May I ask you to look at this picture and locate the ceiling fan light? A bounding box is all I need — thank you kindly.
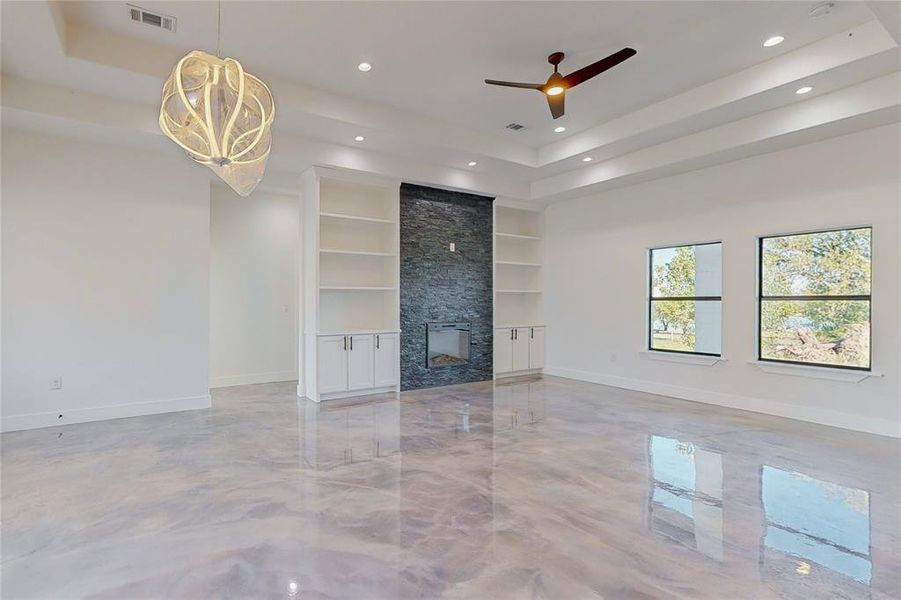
[546,86,564,96]
[160,50,275,197]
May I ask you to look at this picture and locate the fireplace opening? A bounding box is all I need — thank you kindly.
[426,322,471,368]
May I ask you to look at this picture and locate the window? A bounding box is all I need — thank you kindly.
[648,242,722,356]
[758,227,871,370]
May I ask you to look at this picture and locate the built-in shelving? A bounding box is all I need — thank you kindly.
[303,167,401,401]
[320,285,397,291]
[494,205,545,350]
[320,249,396,257]
[320,212,395,225]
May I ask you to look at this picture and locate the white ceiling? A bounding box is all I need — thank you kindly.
[1,1,899,203]
[58,1,874,147]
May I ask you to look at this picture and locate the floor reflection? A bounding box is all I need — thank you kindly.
[302,396,401,470]
[647,435,724,561]
[2,378,898,598]
[760,465,872,595]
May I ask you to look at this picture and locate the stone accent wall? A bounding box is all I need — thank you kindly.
[399,184,494,390]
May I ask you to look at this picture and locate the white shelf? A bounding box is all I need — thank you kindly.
[496,260,542,267]
[496,323,545,329]
[320,286,396,291]
[495,206,544,329]
[320,212,395,225]
[320,248,396,257]
[496,232,542,241]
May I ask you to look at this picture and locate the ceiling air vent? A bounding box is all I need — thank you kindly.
[505,122,526,131]
[128,4,176,32]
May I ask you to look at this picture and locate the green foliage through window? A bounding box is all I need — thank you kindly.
[759,228,871,369]
[649,243,722,355]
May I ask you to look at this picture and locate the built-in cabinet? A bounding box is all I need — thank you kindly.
[373,332,399,387]
[494,326,545,374]
[302,167,401,401]
[494,205,545,377]
[317,333,398,395]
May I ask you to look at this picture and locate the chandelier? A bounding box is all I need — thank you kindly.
[159,5,274,196]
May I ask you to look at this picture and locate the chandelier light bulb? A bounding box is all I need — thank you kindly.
[160,50,275,196]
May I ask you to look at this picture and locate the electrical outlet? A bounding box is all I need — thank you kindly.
[449,242,456,252]
[51,376,63,390]
[610,353,617,363]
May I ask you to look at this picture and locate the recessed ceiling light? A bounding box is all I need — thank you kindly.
[763,35,785,47]
[582,157,593,162]
[554,126,566,133]
[357,62,372,72]
[795,86,813,94]
[467,161,477,167]
[546,86,564,96]
[354,135,365,142]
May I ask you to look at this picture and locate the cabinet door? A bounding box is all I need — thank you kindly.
[373,333,399,388]
[347,335,375,391]
[318,335,348,394]
[512,328,530,371]
[529,327,546,369]
[494,328,513,374]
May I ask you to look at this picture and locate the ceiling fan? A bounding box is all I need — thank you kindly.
[485,48,636,119]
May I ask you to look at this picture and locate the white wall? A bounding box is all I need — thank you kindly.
[1,128,212,431]
[210,186,299,387]
[544,124,900,438]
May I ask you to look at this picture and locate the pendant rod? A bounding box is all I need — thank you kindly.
[216,0,222,58]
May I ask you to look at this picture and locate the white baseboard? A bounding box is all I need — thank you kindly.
[1,394,212,433]
[495,368,542,379]
[543,366,900,439]
[317,386,397,402]
[210,370,297,388]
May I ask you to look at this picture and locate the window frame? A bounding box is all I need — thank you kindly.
[647,240,723,358]
[756,226,872,372]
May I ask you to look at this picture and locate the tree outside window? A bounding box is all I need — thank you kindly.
[759,228,871,370]
[649,242,722,356]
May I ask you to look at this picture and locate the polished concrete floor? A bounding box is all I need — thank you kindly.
[2,376,899,599]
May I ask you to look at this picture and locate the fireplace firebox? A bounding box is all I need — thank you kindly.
[426,322,471,368]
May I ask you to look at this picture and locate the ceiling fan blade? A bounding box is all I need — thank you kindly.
[561,47,637,89]
[485,79,544,90]
[546,91,565,119]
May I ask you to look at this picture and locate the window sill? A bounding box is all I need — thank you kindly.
[640,350,725,366]
[748,360,882,383]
